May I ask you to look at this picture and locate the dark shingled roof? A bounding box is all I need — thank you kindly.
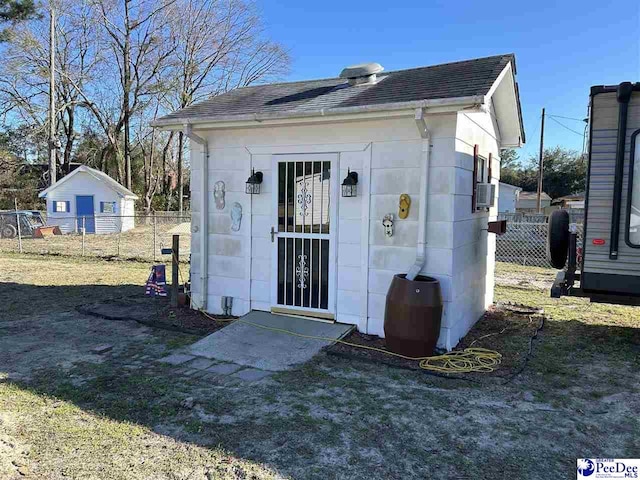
[156,54,515,124]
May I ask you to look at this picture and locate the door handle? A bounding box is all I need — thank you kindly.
[270,226,278,243]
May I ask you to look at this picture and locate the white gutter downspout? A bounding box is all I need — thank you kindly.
[183,124,209,310]
[407,108,431,281]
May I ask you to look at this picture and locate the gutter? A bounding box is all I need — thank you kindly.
[150,95,484,129]
[183,124,209,310]
[406,108,431,281]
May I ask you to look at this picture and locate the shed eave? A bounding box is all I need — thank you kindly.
[150,95,486,130]
[484,61,525,148]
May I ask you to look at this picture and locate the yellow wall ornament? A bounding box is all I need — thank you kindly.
[398,194,411,219]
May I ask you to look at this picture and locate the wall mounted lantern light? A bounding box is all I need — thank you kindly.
[245,168,263,195]
[341,169,358,197]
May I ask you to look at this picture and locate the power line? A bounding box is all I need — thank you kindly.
[547,116,586,137]
[519,114,542,160]
[547,113,587,122]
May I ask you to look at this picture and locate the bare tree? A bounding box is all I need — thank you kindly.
[71,0,175,188]
[0,0,289,211]
[0,0,98,172]
[166,0,289,211]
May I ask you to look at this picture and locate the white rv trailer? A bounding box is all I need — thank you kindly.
[550,81,640,305]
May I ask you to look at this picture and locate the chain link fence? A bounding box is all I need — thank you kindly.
[0,211,191,263]
[496,212,583,268]
[2,208,584,270]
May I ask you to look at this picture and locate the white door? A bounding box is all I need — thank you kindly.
[270,153,338,318]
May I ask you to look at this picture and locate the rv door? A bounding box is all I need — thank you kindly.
[626,129,640,247]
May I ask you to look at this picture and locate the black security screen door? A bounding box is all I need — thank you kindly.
[276,158,332,311]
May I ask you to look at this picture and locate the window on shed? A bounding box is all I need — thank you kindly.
[100,201,116,214]
[471,146,493,212]
[477,154,487,183]
[472,145,489,212]
[53,201,69,213]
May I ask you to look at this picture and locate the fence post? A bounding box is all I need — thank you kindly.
[82,216,86,256]
[521,224,527,266]
[117,217,122,257]
[153,212,157,262]
[171,234,179,307]
[14,198,23,254]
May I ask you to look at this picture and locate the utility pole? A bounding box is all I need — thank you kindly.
[123,0,132,191]
[48,2,57,186]
[536,107,545,213]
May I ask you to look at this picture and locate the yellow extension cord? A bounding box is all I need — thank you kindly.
[196,307,502,374]
[173,258,502,374]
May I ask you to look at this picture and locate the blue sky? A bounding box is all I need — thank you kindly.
[262,0,639,163]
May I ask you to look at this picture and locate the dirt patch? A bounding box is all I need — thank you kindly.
[77,296,234,335]
[0,419,29,480]
[495,261,556,289]
[326,306,545,381]
[3,256,640,479]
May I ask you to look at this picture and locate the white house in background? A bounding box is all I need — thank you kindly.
[553,192,585,210]
[498,182,522,213]
[152,53,525,350]
[38,165,138,234]
[516,191,552,212]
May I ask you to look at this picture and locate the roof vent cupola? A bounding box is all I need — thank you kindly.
[339,62,384,86]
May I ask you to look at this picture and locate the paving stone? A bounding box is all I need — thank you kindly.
[188,311,353,371]
[158,353,196,365]
[191,370,210,380]
[91,344,113,354]
[187,357,217,370]
[231,368,273,382]
[182,369,199,376]
[206,363,242,376]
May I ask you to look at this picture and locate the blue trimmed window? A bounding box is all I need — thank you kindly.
[100,201,116,214]
[53,201,70,213]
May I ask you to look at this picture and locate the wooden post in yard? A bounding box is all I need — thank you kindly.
[81,216,85,256]
[171,234,179,307]
[117,219,121,257]
[153,212,157,261]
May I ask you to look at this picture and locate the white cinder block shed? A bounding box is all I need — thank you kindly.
[39,165,138,234]
[153,54,525,350]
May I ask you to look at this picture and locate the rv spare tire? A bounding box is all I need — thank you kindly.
[547,210,570,269]
[1,223,17,239]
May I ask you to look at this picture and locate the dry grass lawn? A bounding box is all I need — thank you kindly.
[1,255,639,479]
[0,222,190,262]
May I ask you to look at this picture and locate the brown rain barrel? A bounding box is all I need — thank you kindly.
[384,274,443,357]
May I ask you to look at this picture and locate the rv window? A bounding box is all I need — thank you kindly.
[628,132,640,246]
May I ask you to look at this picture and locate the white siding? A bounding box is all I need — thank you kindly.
[121,198,136,232]
[189,110,499,350]
[437,109,501,350]
[44,171,131,234]
[498,183,520,213]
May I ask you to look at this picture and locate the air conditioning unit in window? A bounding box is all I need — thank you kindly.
[476,183,496,209]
